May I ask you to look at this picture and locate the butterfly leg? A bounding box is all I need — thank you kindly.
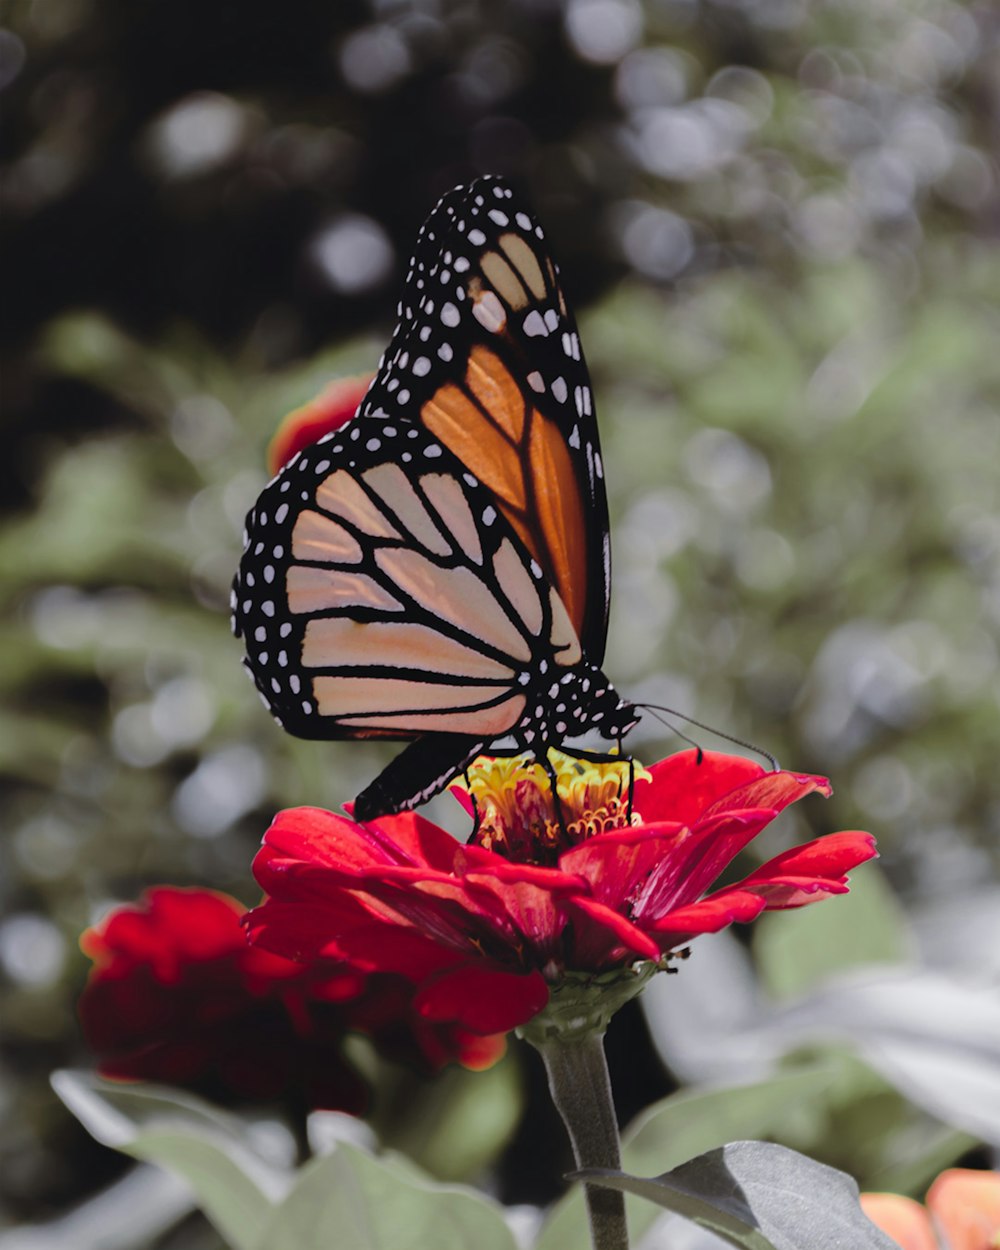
[464,765,481,835]
[539,748,569,840]
[354,732,486,822]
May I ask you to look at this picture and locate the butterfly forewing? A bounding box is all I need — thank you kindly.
[358,176,611,662]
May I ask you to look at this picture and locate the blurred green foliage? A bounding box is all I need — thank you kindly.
[2,0,998,1239]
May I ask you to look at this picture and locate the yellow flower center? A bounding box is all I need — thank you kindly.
[460,750,650,864]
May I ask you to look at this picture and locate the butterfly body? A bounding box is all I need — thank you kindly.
[233,176,637,817]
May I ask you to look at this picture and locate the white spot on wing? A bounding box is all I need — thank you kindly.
[523,310,548,337]
[472,290,506,333]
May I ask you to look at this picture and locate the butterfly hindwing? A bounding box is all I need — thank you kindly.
[358,176,611,662]
[234,413,584,745]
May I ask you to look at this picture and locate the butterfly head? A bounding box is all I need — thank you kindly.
[513,660,638,756]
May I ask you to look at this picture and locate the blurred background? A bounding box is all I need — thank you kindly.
[2,0,999,1245]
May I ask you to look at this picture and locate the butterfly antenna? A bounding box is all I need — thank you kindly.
[636,702,779,772]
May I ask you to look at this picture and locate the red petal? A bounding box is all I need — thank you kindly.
[634,750,831,827]
[631,808,781,918]
[267,375,372,475]
[562,896,662,965]
[247,900,462,979]
[462,874,569,957]
[741,831,878,887]
[416,965,550,1033]
[263,806,464,873]
[649,889,768,942]
[703,770,832,821]
[559,824,688,907]
[634,750,767,824]
[742,876,850,908]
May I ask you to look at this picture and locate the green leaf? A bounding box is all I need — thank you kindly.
[536,1067,836,1250]
[52,1070,290,1250]
[375,1049,523,1181]
[254,1141,518,1250]
[754,866,912,999]
[577,1141,898,1250]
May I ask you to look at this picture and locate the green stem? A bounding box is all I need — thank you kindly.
[530,1030,629,1250]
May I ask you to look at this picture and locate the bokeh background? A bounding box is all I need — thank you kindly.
[2,0,998,1245]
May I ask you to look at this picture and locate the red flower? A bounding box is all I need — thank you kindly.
[266,374,373,476]
[247,750,877,1037]
[79,887,503,1111]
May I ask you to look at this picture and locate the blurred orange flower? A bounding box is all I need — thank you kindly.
[862,1169,1000,1250]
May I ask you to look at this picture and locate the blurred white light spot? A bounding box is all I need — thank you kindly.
[151,676,216,746]
[751,0,807,31]
[852,755,915,822]
[806,333,888,423]
[0,915,66,986]
[794,193,861,260]
[801,620,932,758]
[145,92,248,178]
[14,815,80,881]
[620,488,699,565]
[170,395,237,462]
[459,37,524,107]
[936,145,994,210]
[311,215,394,294]
[851,148,916,220]
[609,569,678,679]
[339,24,411,94]
[629,98,749,180]
[565,0,643,65]
[895,17,969,87]
[706,66,774,127]
[0,29,27,90]
[889,103,956,184]
[31,586,102,649]
[734,528,795,591]
[614,46,690,108]
[682,428,772,513]
[616,201,693,280]
[631,106,714,180]
[172,744,267,837]
[112,704,169,768]
[224,469,268,532]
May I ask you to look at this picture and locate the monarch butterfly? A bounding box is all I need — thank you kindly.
[233,176,638,819]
